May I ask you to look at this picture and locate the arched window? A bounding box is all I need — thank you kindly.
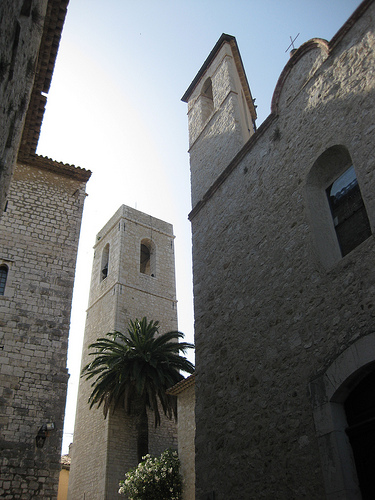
[202,77,213,100]
[140,239,155,277]
[306,145,371,267]
[0,265,8,295]
[201,77,214,123]
[100,244,110,281]
[326,165,371,257]
[140,244,150,274]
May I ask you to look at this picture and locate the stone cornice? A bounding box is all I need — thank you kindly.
[329,0,374,50]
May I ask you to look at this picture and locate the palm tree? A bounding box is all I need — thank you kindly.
[81,317,194,462]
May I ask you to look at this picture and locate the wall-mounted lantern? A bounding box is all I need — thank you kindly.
[35,422,55,448]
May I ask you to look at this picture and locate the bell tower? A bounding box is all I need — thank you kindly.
[68,205,178,500]
[182,33,257,208]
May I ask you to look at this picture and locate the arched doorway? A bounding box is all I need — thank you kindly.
[345,369,375,499]
[310,333,375,499]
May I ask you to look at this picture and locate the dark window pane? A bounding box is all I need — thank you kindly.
[0,266,8,295]
[101,244,110,281]
[326,166,371,256]
[140,244,150,274]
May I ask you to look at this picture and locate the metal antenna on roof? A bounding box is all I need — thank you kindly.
[285,33,300,53]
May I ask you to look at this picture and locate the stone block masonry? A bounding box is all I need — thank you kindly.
[0,156,90,499]
[69,205,178,500]
[0,0,70,214]
[0,1,91,497]
[184,2,375,498]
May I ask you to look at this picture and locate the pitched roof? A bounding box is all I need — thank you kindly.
[60,454,71,470]
[17,0,92,181]
[167,373,195,396]
[17,150,91,182]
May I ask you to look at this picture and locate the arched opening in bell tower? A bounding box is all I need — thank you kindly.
[100,243,110,281]
[201,77,214,123]
[140,238,156,277]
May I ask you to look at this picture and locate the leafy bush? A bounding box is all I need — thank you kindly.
[119,449,182,500]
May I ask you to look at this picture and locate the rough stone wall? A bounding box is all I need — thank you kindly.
[177,382,195,500]
[187,43,255,207]
[0,0,47,213]
[0,160,88,499]
[69,206,178,500]
[187,3,375,499]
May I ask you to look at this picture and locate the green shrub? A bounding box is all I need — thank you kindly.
[119,449,182,500]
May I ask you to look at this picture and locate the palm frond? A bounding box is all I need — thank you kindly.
[81,317,194,427]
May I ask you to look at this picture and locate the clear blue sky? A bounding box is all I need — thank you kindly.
[36,0,361,454]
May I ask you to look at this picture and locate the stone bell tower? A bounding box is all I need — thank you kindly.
[68,205,178,500]
[181,33,257,208]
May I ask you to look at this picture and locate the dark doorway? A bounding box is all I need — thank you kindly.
[345,369,375,499]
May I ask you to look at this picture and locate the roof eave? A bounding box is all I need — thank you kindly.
[181,34,235,103]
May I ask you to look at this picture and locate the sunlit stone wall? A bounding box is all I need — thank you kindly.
[186,4,375,499]
[69,205,178,500]
[0,158,89,498]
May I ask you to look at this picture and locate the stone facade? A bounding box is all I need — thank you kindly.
[183,1,375,499]
[182,35,257,208]
[168,375,195,500]
[0,1,92,498]
[0,154,90,499]
[68,205,179,500]
[0,0,69,214]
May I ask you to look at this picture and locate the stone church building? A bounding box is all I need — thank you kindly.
[0,1,91,498]
[183,0,375,498]
[68,206,178,499]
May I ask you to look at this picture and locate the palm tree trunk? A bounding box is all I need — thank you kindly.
[136,406,149,463]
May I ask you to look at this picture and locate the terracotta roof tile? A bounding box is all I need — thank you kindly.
[167,373,195,396]
[60,454,71,470]
[17,150,91,182]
